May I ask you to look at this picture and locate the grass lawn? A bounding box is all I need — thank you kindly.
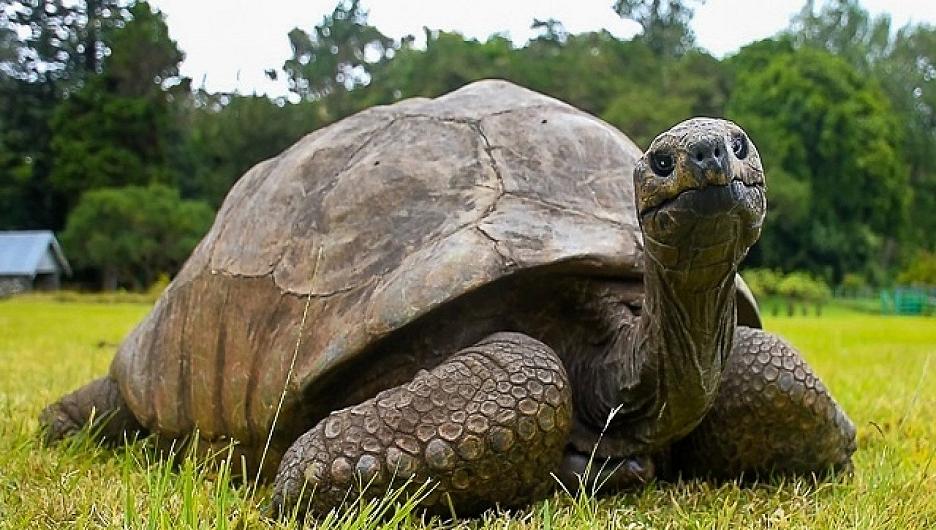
[0,296,933,529]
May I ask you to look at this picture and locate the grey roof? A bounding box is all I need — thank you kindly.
[0,231,72,277]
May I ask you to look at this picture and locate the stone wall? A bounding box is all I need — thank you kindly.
[0,276,31,298]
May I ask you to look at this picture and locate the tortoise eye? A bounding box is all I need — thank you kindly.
[731,134,748,160]
[650,152,675,177]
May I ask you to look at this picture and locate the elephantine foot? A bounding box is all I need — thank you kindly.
[556,451,654,493]
[272,332,573,517]
[670,327,856,478]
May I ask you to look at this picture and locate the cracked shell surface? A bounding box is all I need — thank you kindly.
[108,80,643,457]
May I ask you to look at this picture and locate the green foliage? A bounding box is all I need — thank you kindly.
[603,48,730,148]
[789,0,892,67]
[515,32,650,117]
[1,0,933,289]
[840,272,869,293]
[742,268,831,302]
[0,79,63,228]
[897,250,936,286]
[777,271,832,303]
[147,273,172,299]
[49,79,172,204]
[0,0,128,88]
[360,30,515,106]
[613,0,701,57]
[788,0,936,254]
[744,268,832,316]
[60,184,213,290]
[879,26,936,250]
[102,1,185,98]
[741,268,784,299]
[729,45,910,282]
[283,0,393,118]
[48,2,183,211]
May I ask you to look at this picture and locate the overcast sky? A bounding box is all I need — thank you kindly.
[147,0,936,98]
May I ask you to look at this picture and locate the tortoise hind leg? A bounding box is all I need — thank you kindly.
[669,327,856,478]
[272,332,573,517]
[39,376,145,445]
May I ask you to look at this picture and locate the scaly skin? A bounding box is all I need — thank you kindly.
[39,376,144,444]
[271,332,573,516]
[669,326,857,478]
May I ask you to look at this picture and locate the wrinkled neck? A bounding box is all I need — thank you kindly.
[568,253,740,458]
[636,247,739,441]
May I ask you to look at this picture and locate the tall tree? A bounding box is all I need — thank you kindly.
[729,45,910,282]
[61,184,214,289]
[362,30,515,104]
[882,26,936,250]
[282,0,392,118]
[790,0,892,68]
[48,1,185,212]
[0,78,61,228]
[788,0,936,254]
[1,0,126,91]
[613,0,702,58]
[602,46,729,147]
[0,0,131,229]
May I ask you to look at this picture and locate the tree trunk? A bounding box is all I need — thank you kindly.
[101,266,119,291]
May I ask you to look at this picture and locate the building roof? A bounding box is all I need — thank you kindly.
[0,231,72,277]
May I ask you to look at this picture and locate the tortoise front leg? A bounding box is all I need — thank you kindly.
[272,332,573,517]
[670,327,856,478]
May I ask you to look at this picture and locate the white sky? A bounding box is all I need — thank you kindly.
[147,0,936,98]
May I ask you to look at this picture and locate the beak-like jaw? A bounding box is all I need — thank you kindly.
[634,118,767,269]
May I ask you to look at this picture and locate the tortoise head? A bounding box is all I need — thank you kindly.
[633,118,766,271]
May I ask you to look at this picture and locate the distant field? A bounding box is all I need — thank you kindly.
[0,297,933,529]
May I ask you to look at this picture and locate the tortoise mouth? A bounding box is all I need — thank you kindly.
[638,178,763,218]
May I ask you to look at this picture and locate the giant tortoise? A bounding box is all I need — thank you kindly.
[42,80,856,516]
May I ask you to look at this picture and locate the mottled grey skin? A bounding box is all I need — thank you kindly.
[40,81,855,518]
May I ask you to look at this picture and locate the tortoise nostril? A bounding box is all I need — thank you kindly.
[691,139,723,165]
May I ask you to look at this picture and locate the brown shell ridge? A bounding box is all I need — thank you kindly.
[496,191,636,230]
[212,112,510,299]
[197,88,602,300]
[192,115,402,299]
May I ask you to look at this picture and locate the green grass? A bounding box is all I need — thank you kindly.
[0,296,933,528]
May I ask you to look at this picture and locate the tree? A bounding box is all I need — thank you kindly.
[0,0,130,229]
[0,75,62,228]
[282,0,392,118]
[0,0,128,91]
[728,45,910,282]
[788,0,936,253]
[516,31,651,116]
[602,48,730,148]
[48,1,185,212]
[789,0,892,68]
[876,25,936,251]
[530,18,568,45]
[613,0,702,58]
[60,184,214,290]
[357,30,515,109]
[897,250,936,286]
